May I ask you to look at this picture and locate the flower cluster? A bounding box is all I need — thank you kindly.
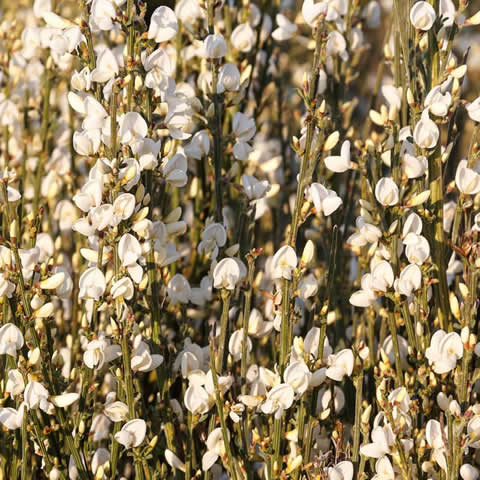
[0,0,480,479]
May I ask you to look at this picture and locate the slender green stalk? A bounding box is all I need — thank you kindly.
[121,331,144,480]
[428,150,451,332]
[32,64,51,215]
[207,0,224,222]
[352,373,364,472]
[288,24,324,247]
[185,412,193,480]
[215,289,231,374]
[126,0,135,110]
[387,311,404,386]
[209,357,239,480]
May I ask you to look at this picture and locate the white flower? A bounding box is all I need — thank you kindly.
[347,217,382,246]
[303,327,332,362]
[326,31,348,60]
[309,183,343,216]
[260,383,295,419]
[231,23,255,52]
[6,369,25,396]
[381,84,402,112]
[362,1,381,28]
[360,425,395,458]
[40,272,66,290]
[403,233,430,265]
[402,151,428,179]
[349,273,376,307]
[439,0,456,27]
[298,273,318,300]
[326,349,354,381]
[0,99,19,126]
[119,112,148,147]
[217,63,241,93]
[0,323,24,356]
[327,461,353,480]
[111,277,134,300]
[118,233,143,283]
[461,465,479,480]
[325,140,352,173]
[91,448,110,475]
[204,34,227,59]
[302,0,328,27]
[0,276,14,299]
[50,392,80,408]
[233,141,253,160]
[272,14,297,42]
[425,85,452,117]
[91,47,119,83]
[83,335,121,370]
[184,130,210,159]
[316,386,345,415]
[350,261,394,307]
[202,428,229,471]
[466,97,480,123]
[403,211,423,235]
[232,112,256,142]
[175,0,204,25]
[110,194,135,226]
[167,274,191,304]
[162,153,188,187]
[184,384,211,414]
[410,1,436,30]
[455,159,480,195]
[78,267,106,300]
[0,404,25,430]
[371,456,395,480]
[0,185,21,202]
[425,330,463,374]
[228,329,252,362]
[272,245,298,280]
[394,264,422,296]
[426,419,447,470]
[242,174,270,201]
[213,258,244,290]
[131,337,164,372]
[247,308,274,338]
[413,110,439,149]
[371,261,395,292]
[114,419,147,449]
[24,381,53,413]
[284,360,311,395]
[165,449,186,473]
[148,6,178,43]
[104,401,129,422]
[375,177,399,206]
[198,223,227,259]
[73,179,103,213]
[18,248,40,281]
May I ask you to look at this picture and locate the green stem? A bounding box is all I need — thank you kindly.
[215,290,231,374]
[387,310,404,386]
[352,373,364,472]
[209,357,239,480]
[32,65,51,215]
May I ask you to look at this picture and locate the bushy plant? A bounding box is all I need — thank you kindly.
[1,0,480,479]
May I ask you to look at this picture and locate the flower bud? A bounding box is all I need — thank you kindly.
[301,240,315,265]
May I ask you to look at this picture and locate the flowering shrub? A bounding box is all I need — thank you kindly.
[1,0,480,478]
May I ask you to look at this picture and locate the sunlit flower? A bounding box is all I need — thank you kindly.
[410,1,436,30]
[114,419,147,449]
[425,330,463,374]
[0,323,24,357]
[148,6,178,43]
